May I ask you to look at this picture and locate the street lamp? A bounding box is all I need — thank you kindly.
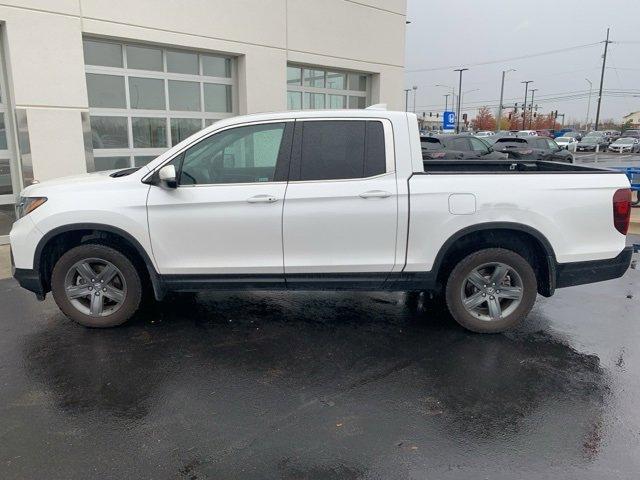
[520,80,533,130]
[585,78,593,131]
[443,94,450,111]
[436,84,455,112]
[412,85,418,113]
[454,68,469,133]
[404,88,411,112]
[496,69,515,132]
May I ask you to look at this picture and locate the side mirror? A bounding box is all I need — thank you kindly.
[158,164,177,188]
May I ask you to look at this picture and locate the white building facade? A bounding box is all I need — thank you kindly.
[0,0,406,241]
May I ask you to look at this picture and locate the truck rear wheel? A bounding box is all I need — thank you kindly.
[445,248,537,333]
[51,244,142,328]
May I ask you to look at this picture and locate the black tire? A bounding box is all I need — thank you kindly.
[51,244,142,328]
[445,248,537,333]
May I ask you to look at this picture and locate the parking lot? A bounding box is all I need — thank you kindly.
[573,151,640,168]
[0,236,638,479]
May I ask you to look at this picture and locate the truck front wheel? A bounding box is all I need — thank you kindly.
[51,244,142,328]
[445,248,537,333]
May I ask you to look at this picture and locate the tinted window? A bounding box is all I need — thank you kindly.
[447,138,470,151]
[179,123,286,185]
[546,139,559,150]
[298,120,386,181]
[468,137,489,152]
[421,138,442,150]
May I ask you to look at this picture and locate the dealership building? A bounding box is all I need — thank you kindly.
[0,0,406,242]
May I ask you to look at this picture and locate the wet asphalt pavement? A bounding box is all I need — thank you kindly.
[1,242,639,479]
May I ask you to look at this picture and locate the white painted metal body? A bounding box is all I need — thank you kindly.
[10,110,630,283]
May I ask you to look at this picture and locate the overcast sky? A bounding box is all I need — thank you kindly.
[405,0,639,123]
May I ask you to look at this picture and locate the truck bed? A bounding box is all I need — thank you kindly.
[421,160,618,174]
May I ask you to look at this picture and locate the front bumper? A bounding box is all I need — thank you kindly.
[555,246,633,288]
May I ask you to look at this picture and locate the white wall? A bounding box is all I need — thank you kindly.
[0,0,406,183]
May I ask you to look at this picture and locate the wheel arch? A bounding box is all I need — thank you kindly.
[35,223,164,300]
[432,222,557,297]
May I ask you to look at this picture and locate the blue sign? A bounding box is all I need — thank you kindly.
[443,111,456,130]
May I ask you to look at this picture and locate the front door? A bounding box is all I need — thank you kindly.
[283,119,398,287]
[146,121,293,277]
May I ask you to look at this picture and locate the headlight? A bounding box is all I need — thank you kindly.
[17,196,47,218]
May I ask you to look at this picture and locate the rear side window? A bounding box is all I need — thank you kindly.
[295,120,387,181]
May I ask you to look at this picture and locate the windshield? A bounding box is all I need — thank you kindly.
[556,137,571,142]
[581,137,599,144]
[614,138,634,144]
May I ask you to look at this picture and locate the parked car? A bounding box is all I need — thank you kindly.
[621,129,640,139]
[576,136,609,152]
[421,135,507,160]
[555,136,579,151]
[492,136,574,163]
[608,137,640,153]
[563,131,583,141]
[535,129,554,138]
[474,131,495,137]
[517,130,538,136]
[10,110,633,334]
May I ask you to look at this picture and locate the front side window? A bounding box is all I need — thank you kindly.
[179,123,286,185]
[296,120,386,181]
[469,137,489,153]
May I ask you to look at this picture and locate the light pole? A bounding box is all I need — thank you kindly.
[529,88,538,129]
[595,27,612,130]
[436,84,455,112]
[496,69,515,132]
[443,94,450,112]
[454,68,469,133]
[404,88,411,112]
[521,80,533,130]
[585,78,593,131]
[412,85,418,113]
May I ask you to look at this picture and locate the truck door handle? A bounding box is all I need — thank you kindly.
[359,190,392,199]
[246,194,278,203]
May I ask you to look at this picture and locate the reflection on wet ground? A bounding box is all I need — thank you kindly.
[0,265,638,479]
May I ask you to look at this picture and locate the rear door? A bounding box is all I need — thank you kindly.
[282,119,398,287]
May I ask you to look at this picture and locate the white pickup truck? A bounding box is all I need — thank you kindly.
[10,109,633,333]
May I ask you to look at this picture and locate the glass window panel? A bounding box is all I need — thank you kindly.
[299,121,365,181]
[202,55,231,77]
[204,118,218,127]
[348,96,366,109]
[86,73,126,108]
[303,69,325,88]
[328,94,346,109]
[83,39,122,68]
[180,123,285,185]
[132,117,167,148]
[326,72,346,90]
[0,113,7,150]
[348,73,367,92]
[167,50,198,74]
[287,91,302,110]
[126,45,163,71]
[0,204,16,236]
[203,84,232,112]
[171,118,202,145]
[303,92,325,109]
[90,116,129,149]
[94,156,131,172]
[287,67,302,85]
[168,80,200,111]
[134,155,157,167]
[129,77,166,110]
[0,159,12,196]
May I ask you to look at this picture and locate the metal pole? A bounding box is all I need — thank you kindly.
[521,81,533,130]
[454,68,468,133]
[585,78,593,131]
[496,69,515,132]
[444,94,449,112]
[404,89,410,112]
[529,89,538,129]
[594,28,611,130]
[412,85,418,113]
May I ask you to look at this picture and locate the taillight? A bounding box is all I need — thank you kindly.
[613,188,631,235]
